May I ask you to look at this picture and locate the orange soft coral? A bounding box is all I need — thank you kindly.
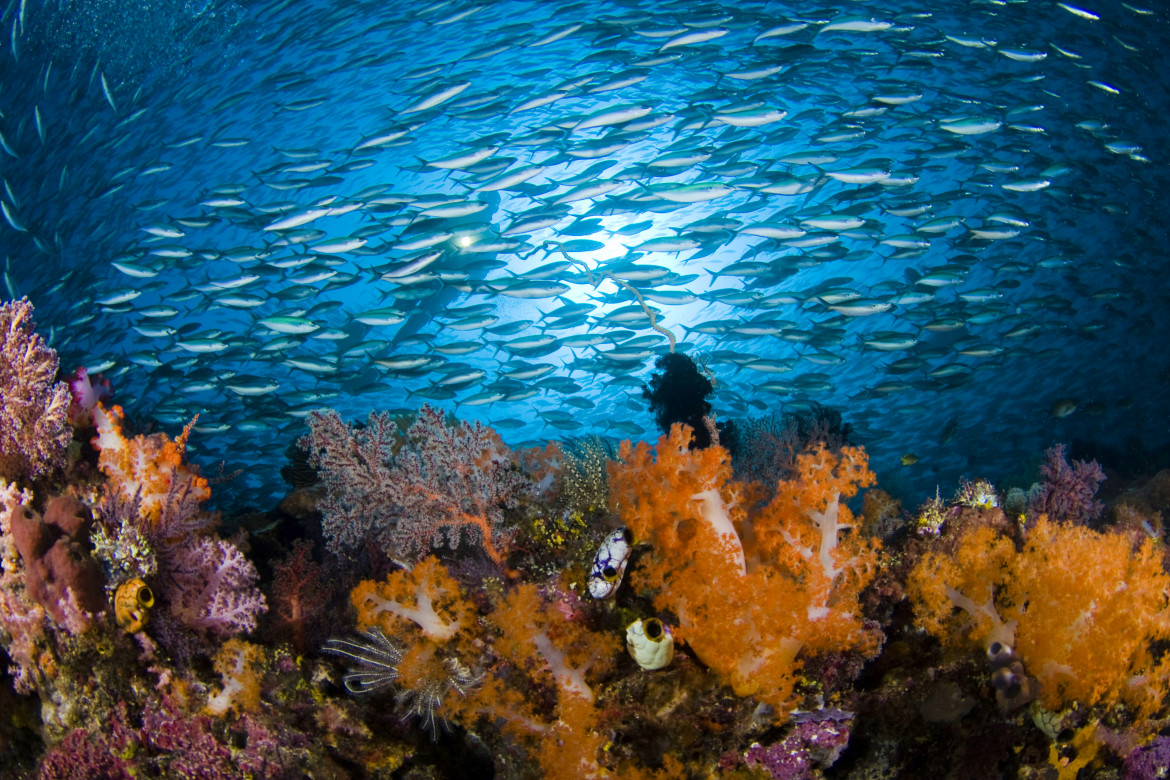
[750,443,881,657]
[352,557,475,644]
[92,403,210,536]
[907,524,1018,651]
[349,557,483,735]
[493,582,619,704]
[490,582,621,779]
[206,639,265,716]
[608,426,882,716]
[909,516,1170,715]
[610,422,747,582]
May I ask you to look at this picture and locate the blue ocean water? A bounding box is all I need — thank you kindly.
[1,0,1166,511]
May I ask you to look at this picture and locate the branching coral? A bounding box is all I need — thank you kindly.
[0,297,70,482]
[909,516,1170,715]
[267,539,334,653]
[301,405,529,563]
[608,424,881,717]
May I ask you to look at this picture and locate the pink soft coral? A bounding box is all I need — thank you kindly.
[66,367,113,428]
[163,538,266,637]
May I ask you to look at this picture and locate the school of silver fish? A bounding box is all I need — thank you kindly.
[0,0,1165,506]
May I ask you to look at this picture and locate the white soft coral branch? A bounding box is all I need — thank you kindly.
[780,490,857,620]
[532,631,596,703]
[362,570,462,642]
[808,492,849,583]
[945,584,1017,651]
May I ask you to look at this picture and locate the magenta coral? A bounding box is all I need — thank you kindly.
[66,367,113,428]
[301,404,528,563]
[0,298,70,482]
[1124,736,1170,780]
[744,710,852,780]
[37,725,135,780]
[1027,443,1106,524]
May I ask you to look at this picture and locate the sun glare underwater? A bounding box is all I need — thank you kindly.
[2,0,1169,510]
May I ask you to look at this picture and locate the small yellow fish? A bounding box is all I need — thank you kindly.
[901,453,919,466]
[1050,398,1079,418]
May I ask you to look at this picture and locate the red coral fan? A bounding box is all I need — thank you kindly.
[298,408,399,556]
[909,516,1170,715]
[301,404,529,563]
[267,539,335,653]
[608,425,881,718]
[0,298,70,482]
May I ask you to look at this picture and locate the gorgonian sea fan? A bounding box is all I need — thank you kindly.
[0,298,70,482]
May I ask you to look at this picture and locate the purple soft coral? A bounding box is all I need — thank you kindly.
[161,537,266,637]
[1124,736,1170,780]
[744,710,853,780]
[0,297,70,482]
[1027,443,1106,524]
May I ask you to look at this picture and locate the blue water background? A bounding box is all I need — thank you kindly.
[1,0,1167,511]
